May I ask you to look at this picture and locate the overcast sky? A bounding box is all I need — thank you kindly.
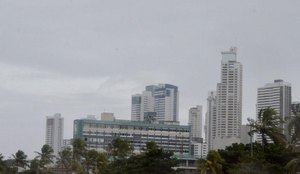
[1,0,300,158]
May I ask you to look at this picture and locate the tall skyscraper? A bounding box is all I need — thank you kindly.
[131,84,179,122]
[153,84,179,121]
[131,94,142,121]
[257,79,291,139]
[189,105,203,139]
[205,91,217,151]
[213,47,243,149]
[131,90,155,121]
[46,113,64,157]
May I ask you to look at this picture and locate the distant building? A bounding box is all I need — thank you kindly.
[173,154,198,174]
[101,112,115,121]
[292,102,300,114]
[62,139,73,150]
[73,117,191,154]
[213,47,243,149]
[189,105,203,139]
[131,84,179,122]
[131,94,143,121]
[205,91,217,151]
[191,142,208,158]
[256,79,292,141]
[46,113,64,156]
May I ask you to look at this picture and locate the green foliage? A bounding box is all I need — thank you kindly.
[28,158,41,174]
[72,138,87,161]
[197,150,223,174]
[34,144,55,173]
[108,138,133,160]
[0,154,5,173]
[56,147,72,172]
[286,104,300,151]
[12,150,28,169]
[85,149,109,174]
[108,141,177,174]
[218,141,300,173]
[285,157,300,174]
[248,108,286,146]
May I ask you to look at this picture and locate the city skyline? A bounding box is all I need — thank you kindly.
[1,0,300,158]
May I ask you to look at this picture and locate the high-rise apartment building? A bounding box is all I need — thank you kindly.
[46,113,64,156]
[189,105,203,139]
[257,79,291,139]
[205,91,217,151]
[131,84,179,122]
[131,94,142,121]
[213,47,243,149]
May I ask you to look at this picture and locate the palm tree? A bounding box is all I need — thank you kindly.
[56,147,72,172]
[12,150,28,170]
[35,144,55,173]
[248,107,286,146]
[286,104,300,151]
[198,158,216,174]
[0,153,6,173]
[197,151,223,174]
[72,138,87,161]
[71,138,86,174]
[285,157,300,174]
[94,153,109,174]
[108,138,133,160]
[85,149,109,174]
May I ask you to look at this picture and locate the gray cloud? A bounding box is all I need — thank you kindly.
[0,0,300,158]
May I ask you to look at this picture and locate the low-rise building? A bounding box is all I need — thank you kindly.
[73,117,191,154]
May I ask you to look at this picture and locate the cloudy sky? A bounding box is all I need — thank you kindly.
[1,0,300,158]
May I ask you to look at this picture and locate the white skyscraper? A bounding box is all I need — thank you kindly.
[131,84,179,122]
[131,91,155,121]
[189,105,203,139]
[205,91,217,151]
[46,113,64,157]
[257,79,291,140]
[213,47,243,150]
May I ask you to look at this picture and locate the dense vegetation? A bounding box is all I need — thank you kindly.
[198,107,300,174]
[0,139,177,174]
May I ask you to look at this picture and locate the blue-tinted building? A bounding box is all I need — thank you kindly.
[74,117,191,154]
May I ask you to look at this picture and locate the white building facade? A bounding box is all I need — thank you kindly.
[256,79,292,140]
[131,84,179,122]
[46,113,64,157]
[192,142,208,158]
[213,47,243,149]
[205,91,217,151]
[189,105,203,139]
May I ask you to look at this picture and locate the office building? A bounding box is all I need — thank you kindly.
[46,113,64,156]
[257,79,292,140]
[101,112,115,121]
[213,47,243,149]
[73,116,191,154]
[205,91,217,151]
[131,84,179,122]
[131,94,143,121]
[189,105,203,139]
[191,142,208,158]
